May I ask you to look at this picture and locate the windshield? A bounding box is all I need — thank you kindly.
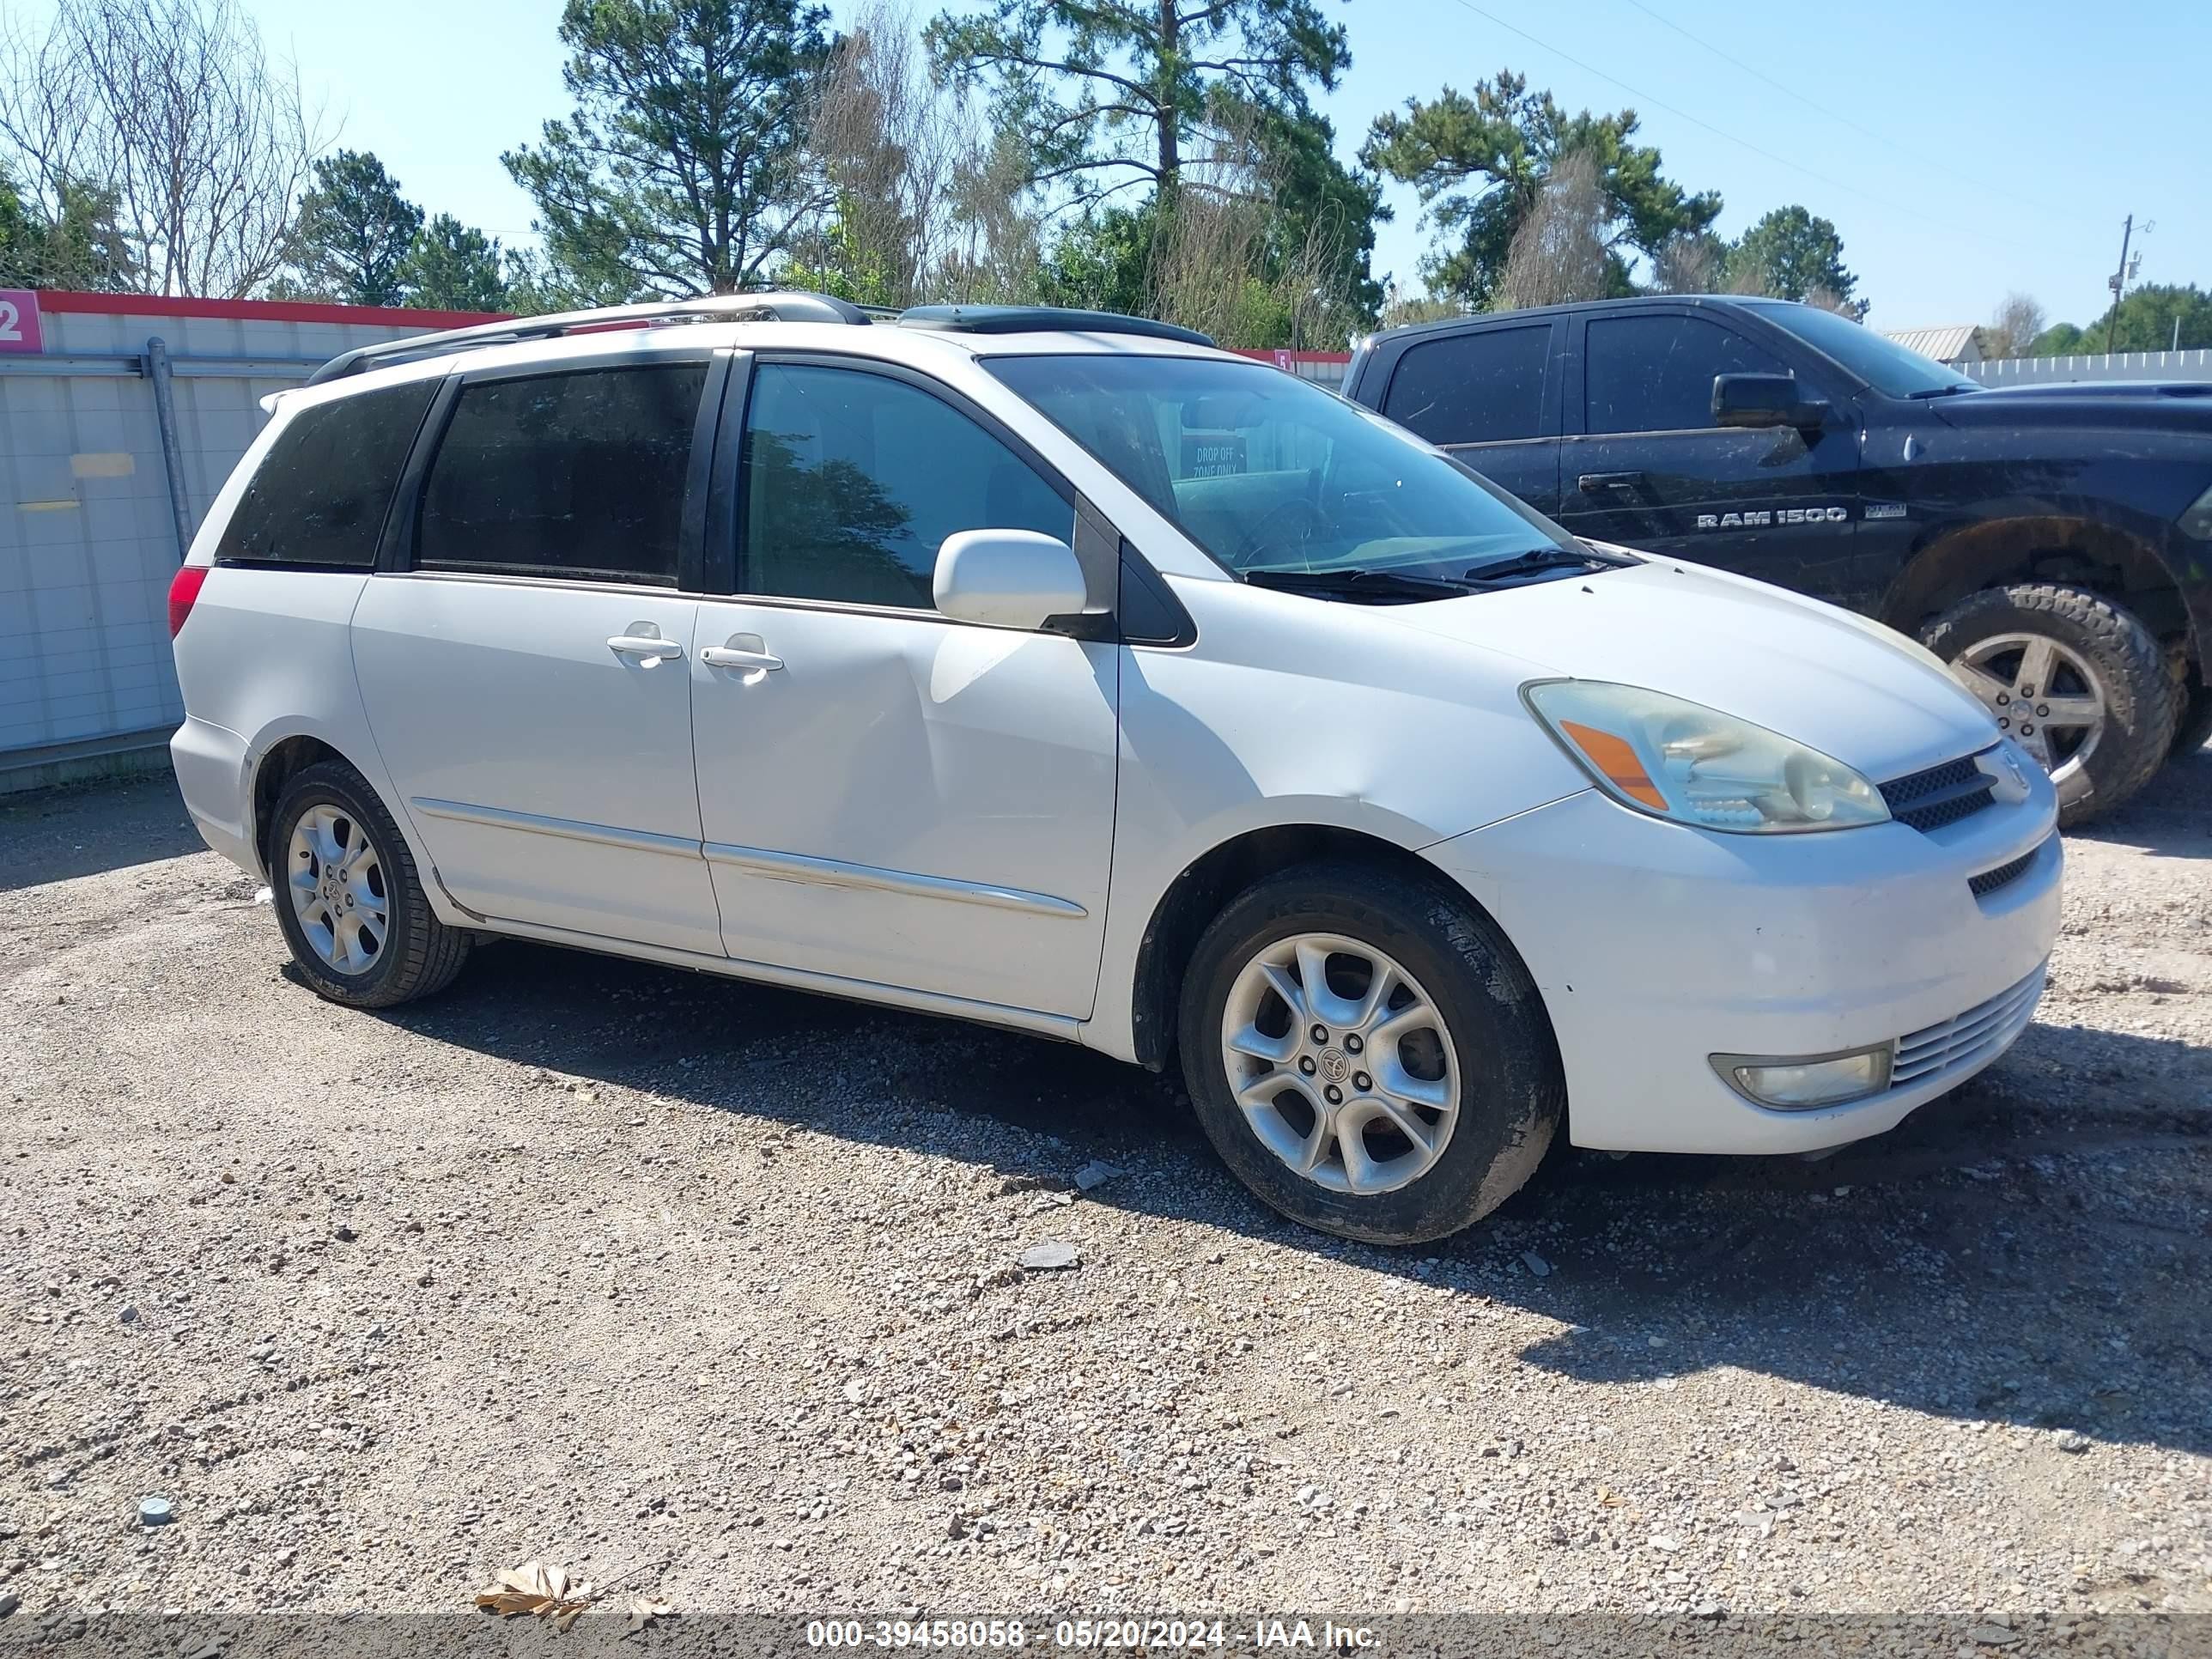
[1741,301,1979,398]
[983,355,1585,584]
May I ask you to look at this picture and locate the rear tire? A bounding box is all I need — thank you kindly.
[266,760,470,1009]
[1176,860,1562,1245]
[1922,583,2174,827]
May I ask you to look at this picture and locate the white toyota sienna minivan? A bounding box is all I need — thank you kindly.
[167,294,2062,1243]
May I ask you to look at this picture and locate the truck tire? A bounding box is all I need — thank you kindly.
[1177,860,1563,1245]
[2172,672,2212,760]
[1923,583,2176,828]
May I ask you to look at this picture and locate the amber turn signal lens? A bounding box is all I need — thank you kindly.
[1558,719,1666,811]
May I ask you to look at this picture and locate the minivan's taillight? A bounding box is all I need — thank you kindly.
[167,564,209,637]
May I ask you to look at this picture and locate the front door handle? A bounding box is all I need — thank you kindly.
[608,634,684,661]
[1577,471,1644,494]
[700,633,783,673]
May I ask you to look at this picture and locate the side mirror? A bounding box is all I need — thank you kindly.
[933,529,1088,631]
[1712,372,1830,432]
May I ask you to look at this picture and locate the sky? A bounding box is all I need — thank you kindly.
[53,0,2212,331]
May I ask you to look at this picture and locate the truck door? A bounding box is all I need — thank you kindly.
[1553,310,1862,605]
[1373,319,1563,515]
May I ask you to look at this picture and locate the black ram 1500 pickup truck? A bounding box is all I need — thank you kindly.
[1341,295,2212,823]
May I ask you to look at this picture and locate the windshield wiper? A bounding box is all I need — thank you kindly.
[1242,567,1474,603]
[1906,384,1978,399]
[1462,544,1629,584]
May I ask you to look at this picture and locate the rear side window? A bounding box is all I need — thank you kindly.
[216,380,435,568]
[416,362,708,585]
[1583,314,1792,434]
[1381,325,1551,445]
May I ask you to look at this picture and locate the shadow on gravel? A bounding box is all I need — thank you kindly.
[373,932,2212,1465]
[0,774,204,891]
[2064,738,2211,862]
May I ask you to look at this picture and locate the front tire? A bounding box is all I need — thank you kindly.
[1923,583,2175,827]
[1177,861,1563,1245]
[266,760,470,1008]
[2173,671,2212,760]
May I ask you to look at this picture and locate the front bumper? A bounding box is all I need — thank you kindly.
[1424,769,2062,1155]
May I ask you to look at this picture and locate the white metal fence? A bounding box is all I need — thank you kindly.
[0,296,466,790]
[1960,349,2212,386]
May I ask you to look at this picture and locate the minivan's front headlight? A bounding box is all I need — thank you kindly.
[1523,680,1891,833]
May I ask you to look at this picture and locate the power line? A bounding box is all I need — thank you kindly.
[1618,0,2070,225]
[1435,0,2040,258]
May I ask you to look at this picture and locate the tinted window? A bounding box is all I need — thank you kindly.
[1583,315,1792,434]
[217,380,434,568]
[416,362,708,585]
[1382,325,1550,445]
[1741,299,1978,398]
[741,364,1070,609]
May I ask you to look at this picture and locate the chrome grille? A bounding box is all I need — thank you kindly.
[1880,752,1996,832]
[1892,963,2046,1087]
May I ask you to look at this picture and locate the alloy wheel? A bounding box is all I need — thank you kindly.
[1218,933,1460,1195]
[286,804,389,975]
[1950,631,2106,781]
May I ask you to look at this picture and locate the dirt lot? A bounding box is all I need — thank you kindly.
[2,750,2208,1639]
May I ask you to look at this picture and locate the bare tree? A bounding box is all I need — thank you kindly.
[1139,101,1364,348]
[0,0,325,296]
[1378,282,1464,329]
[939,126,1047,302]
[1491,150,1614,312]
[1984,291,2046,361]
[1647,229,1725,295]
[806,2,1002,306]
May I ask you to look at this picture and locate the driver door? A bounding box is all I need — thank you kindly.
[1553,310,1862,601]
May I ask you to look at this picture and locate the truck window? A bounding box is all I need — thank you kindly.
[1381,325,1549,446]
[1583,314,1791,435]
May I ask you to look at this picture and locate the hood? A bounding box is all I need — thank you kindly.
[1381,559,1998,783]
[1931,380,2212,434]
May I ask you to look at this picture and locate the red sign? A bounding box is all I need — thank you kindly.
[0,289,43,353]
[1271,348,1294,370]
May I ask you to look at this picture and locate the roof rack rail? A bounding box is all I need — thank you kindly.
[303,290,872,386]
[897,304,1213,348]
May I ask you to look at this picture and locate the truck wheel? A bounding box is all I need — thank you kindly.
[2172,672,2212,759]
[267,760,471,1009]
[1923,583,2175,827]
[1176,861,1563,1245]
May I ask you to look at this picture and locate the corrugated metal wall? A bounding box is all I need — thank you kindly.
[0,300,472,783]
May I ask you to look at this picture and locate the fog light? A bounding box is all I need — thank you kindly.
[1712,1044,1893,1109]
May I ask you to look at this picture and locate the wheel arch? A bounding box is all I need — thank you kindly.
[1126,822,1493,1073]
[246,730,426,886]
[1880,514,2192,665]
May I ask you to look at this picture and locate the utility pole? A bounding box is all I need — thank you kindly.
[2106,215,2134,353]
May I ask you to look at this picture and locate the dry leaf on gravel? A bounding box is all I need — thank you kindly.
[475,1559,595,1629]
[627,1595,674,1633]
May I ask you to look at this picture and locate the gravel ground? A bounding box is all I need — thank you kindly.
[1,749,2208,1638]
